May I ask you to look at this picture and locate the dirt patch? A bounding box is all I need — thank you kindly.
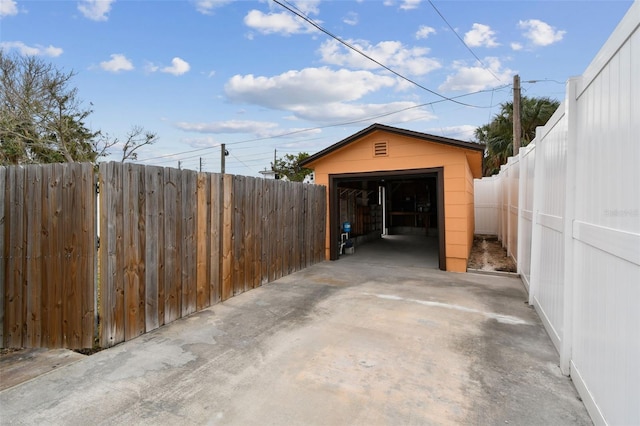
[468,234,517,273]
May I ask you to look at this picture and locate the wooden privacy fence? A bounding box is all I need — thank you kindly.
[1,162,326,349]
[0,163,96,349]
[98,162,326,348]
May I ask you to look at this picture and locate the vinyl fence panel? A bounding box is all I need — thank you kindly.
[567,7,640,424]
[517,144,535,290]
[528,104,568,353]
[473,176,499,235]
[472,4,639,424]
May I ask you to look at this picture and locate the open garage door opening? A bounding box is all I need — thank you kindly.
[329,168,445,270]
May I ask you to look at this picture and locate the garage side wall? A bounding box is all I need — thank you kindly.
[309,131,481,272]
[466,159,476,265]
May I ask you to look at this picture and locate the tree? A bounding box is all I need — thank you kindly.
[94,125,159,162]
[0,50,101,164]
[475,96,560,176]
[0,51,157,166]
[272,152,312,182]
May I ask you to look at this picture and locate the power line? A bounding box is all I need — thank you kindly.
[273,0,485,109]
[427,0,502,83]
[228,150,258,174]
[138,84,510,164]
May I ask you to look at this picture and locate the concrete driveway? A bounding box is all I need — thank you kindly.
[0,236,590,425]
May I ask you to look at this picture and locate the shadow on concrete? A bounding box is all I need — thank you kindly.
[339,234,439,269]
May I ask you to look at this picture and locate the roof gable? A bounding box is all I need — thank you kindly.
[301,123,484,167]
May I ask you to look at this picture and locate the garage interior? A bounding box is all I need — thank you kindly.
[330,168,445,270]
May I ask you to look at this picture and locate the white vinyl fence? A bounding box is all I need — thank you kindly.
[474,3,639,425]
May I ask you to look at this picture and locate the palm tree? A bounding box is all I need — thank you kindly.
[475,96,560,176]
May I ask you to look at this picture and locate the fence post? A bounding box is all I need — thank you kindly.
[560,77,579,376]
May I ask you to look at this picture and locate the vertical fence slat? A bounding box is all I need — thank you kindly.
[304,185,312,268]
[196,173,209,311]
[5,166,24,347]
[275,181,287,279]
[144,166,163,332]
[253,178,263,289]
[261,180,271,285]
[221,174,233,301]
[163,167,181,324]
[283,182,292,275]
[181,171,197,316]
[62,164,79,348]
[80,164,95,349]
[269,180,280,281]
[25,166,42,347]
[232,176,240,296]
[295,183,304,272]
[235,176,246,294]
[247,178,255,289]
[123,164,144,340]
[0,166,5,346]
[210,173,221,305]
[100,162,124,347]
[51,164,65,348]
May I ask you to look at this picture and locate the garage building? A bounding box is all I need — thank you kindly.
[300,123,484,272]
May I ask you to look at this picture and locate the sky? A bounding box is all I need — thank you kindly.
[0,0,633,175]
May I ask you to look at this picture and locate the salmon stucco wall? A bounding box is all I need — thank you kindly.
[306,129,483,272]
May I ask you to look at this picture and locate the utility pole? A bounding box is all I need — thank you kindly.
[273,149,277,170]
[178,160,182,170]
[199,157,203,173]
[221,144,226,174]
[513,74,521,156]
[221,144,229,174]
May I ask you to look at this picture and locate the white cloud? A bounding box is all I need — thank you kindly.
[175,120,324,140]
[290,0,320,15]
[464,23,499,48]
[318,39,441,76]
[426,125,477,141]
[180,136,220,149]
[244,9,317,36]
[291,101,436,123]
[343,12,358,26]
[0,41,63,57]
[222,67,439,123]
[162,57,190,76]
[77,0,114,21]
[100,54,134,72]
[510,42,523,51]
[439,57,514,92]
[416,25,436,40]
[224,67,396,110]
[0,0,18,17]
[400,0,421,10]
[193,0,231,15]
[518,19,565,46]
